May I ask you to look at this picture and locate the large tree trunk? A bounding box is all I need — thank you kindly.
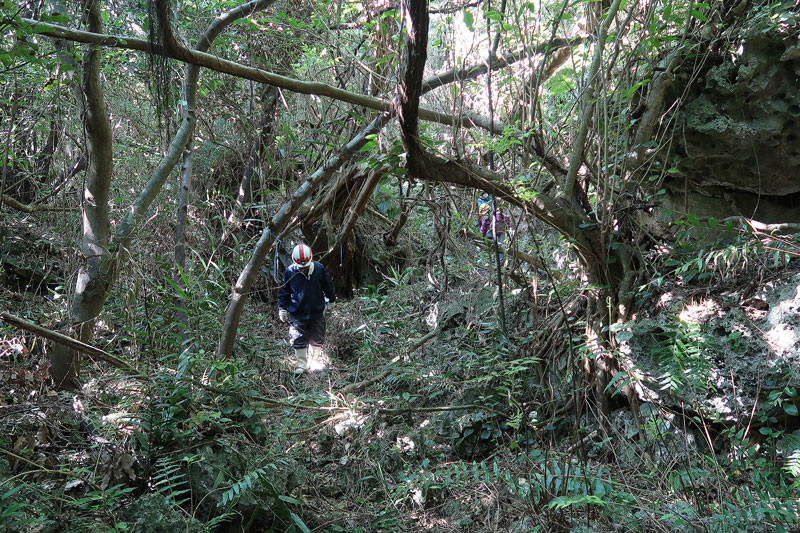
[50,0,113,390]
[50,0,279,388]
[390,0,640,426]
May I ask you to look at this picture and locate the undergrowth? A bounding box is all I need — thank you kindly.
[3,219,800,532]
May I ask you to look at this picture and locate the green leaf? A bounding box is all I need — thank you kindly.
[784,404,798,416]
[290,512,311,533]
[2,485,25,500]
[615,330,633,342]
[625,78,651,99]
[463,9,474,31]
[546,494,606,510]
[41,13,71,23]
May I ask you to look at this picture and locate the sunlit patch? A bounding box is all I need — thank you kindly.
[396,436,415,452]
[679,299,716,324]
[307,346,330,372]
[654,244,671,255]
[764,286,800,355]
[766,323,797,354]
[333,411,367,436]
[658,292,674,306]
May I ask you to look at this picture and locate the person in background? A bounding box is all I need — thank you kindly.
[480,206,512,245]
[476,194,492,229]
[278,244,336,374]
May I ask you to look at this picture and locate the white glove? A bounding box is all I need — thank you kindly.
[279,309,289,322]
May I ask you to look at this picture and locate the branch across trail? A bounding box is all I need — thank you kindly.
[0,312,135,372]
[16,18,564,132]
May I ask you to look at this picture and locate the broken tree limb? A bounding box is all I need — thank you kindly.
[0,312,135,372]
[339,330,437,395]
[0,195,72,213]
[376,404,508,418]
[1,194,33,213]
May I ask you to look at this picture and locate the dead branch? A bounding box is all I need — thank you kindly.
[0,312,135,372]
[339,330,437,394]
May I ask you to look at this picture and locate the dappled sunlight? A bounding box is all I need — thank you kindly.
[333,410,368,436]
[307,347,331,373]
[765,323,798,355]
[396,435,415,452]
[679,299,717,324]
[763,283,800,355]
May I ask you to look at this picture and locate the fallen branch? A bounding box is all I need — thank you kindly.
[0,312,135,372]
[0,194,74,213]
[376,404,508,418]
[339,330,437,394]
[1,194,32,213]
[724,216,800,236]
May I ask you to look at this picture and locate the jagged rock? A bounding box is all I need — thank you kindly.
[625,268,800,425]
[662,9,800,222]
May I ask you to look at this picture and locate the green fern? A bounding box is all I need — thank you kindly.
[218,465,309,532]
[151,456,192,507]
[219,466,275,507]
[651,317,715,394]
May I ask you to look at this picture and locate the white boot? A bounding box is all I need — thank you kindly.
[293,347,307,374]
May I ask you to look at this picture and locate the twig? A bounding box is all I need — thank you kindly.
[377,404,507,418]
[0,448,101,492]
[339,330,437,394]
[284,413,348,436]
[0,311,135,372]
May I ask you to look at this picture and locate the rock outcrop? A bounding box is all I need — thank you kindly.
[663,7,800,222]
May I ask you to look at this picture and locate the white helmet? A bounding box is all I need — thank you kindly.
[292,243,312,266]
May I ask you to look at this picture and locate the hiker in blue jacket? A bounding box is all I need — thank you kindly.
[278,243,336,373]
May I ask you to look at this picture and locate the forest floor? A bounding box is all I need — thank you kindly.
[3,240,800,532]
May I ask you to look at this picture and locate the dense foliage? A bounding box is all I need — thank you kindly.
[2,0,800,531]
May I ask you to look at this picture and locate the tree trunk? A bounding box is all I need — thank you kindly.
[50,0,113,390]
[174,140,193,343]
[51,0,279,388]
[218,111,392,358]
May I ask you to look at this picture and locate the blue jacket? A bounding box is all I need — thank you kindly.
[278,261,336,320]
